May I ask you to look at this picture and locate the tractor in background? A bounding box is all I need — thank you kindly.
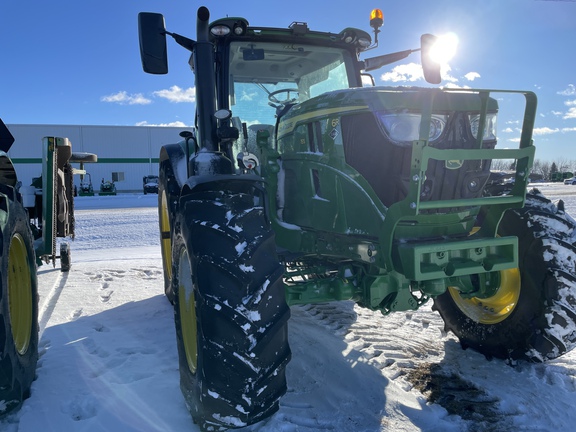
[22,139,97,271]
[99,178,117,196]
[139,7,576,431]
[78,172,95,196]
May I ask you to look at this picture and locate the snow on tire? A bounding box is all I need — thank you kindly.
[433,188,576,362]
[172,184,291,430]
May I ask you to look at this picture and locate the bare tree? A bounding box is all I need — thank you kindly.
[491,159,514,171]
[555,157,572,173]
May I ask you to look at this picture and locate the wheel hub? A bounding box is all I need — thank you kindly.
[448,267,521,324]
[178,249,198,374]
[8,233,33,355]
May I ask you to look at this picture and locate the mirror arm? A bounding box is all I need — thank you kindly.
[165,31,196,52]
[362,49,415,72]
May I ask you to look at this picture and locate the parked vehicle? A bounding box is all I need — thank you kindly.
[143,175,159,194]
[77,172,95,196]
[99,178,117,196]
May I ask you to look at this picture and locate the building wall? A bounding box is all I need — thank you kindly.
[6,124,192,192]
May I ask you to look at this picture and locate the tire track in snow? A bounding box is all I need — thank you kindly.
[280,301,510,431]
[38,271,68,339]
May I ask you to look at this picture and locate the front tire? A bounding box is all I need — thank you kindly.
[0,196,38,416]
[434,190,576,361]
[172,184,290,430]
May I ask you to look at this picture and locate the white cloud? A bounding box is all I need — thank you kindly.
[533,127,559,135]
[379,62,457,84]
[502,127,514,133]
[464,72,480,81]
[565,99,576,107]
[380,63,424,82]
[101,91,151,105]
[564,107,576,119]
[562,127,576,132]
[240,90,258,102]
[135,120,190,127]
[442,82,470,89]
[153,86,196,103]
[558,84,576,96]
[507,137,521,143]
[552,111,563,116]
[441,64,458,83]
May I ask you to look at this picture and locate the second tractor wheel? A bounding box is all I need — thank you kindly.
[0,197,39,416]
[433,190,576,362]
[172,185,291,430]
[158,160,180,304]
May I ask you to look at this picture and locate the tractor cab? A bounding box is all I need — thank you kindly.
[207,18,370,162]
[138,9,442,171]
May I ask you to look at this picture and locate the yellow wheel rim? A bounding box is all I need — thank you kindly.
[178,248,198,374]
[160,190,172,282]
[8,233,33,355]
[448,267,521,324]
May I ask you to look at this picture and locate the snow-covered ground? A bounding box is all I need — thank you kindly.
[2,184,576,432]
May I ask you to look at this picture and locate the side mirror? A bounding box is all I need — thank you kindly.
[138,12,168,74]
[420,34,441,84]
[0,118,15,153]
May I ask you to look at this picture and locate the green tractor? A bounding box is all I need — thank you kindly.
[139,7,576,431]
[24,139,96,271]
[0,118,38,417]
[99,178,117,196]
[78,172,95,196]
[0,119,94,417]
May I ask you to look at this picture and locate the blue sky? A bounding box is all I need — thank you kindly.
[1,0,575,162]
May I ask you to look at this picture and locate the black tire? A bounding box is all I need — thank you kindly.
[158,160,181,304]
[433,189,576,362]
[172,184,291,430]
[0,196,39,416]
[60,242,71,272]
[70,152,98,163]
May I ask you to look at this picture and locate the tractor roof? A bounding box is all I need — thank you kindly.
[208,16,372,53]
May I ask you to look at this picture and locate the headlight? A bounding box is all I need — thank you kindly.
[377,113,447,145]
[469,113,497,141]
[210,25,231,36]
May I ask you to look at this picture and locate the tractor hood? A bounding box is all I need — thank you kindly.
[277,87,498,142]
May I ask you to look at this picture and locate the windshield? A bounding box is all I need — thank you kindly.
[228,41,354,127]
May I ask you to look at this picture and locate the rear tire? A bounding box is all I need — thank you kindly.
[0,196,38,416]
[158,160,180,304]
[172,184,290,430]
[434,190,576,361]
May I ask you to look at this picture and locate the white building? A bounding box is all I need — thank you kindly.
[6,124,193,192]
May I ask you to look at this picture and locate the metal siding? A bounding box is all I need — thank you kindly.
[6,124,192,191]
[7,124,83,158]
